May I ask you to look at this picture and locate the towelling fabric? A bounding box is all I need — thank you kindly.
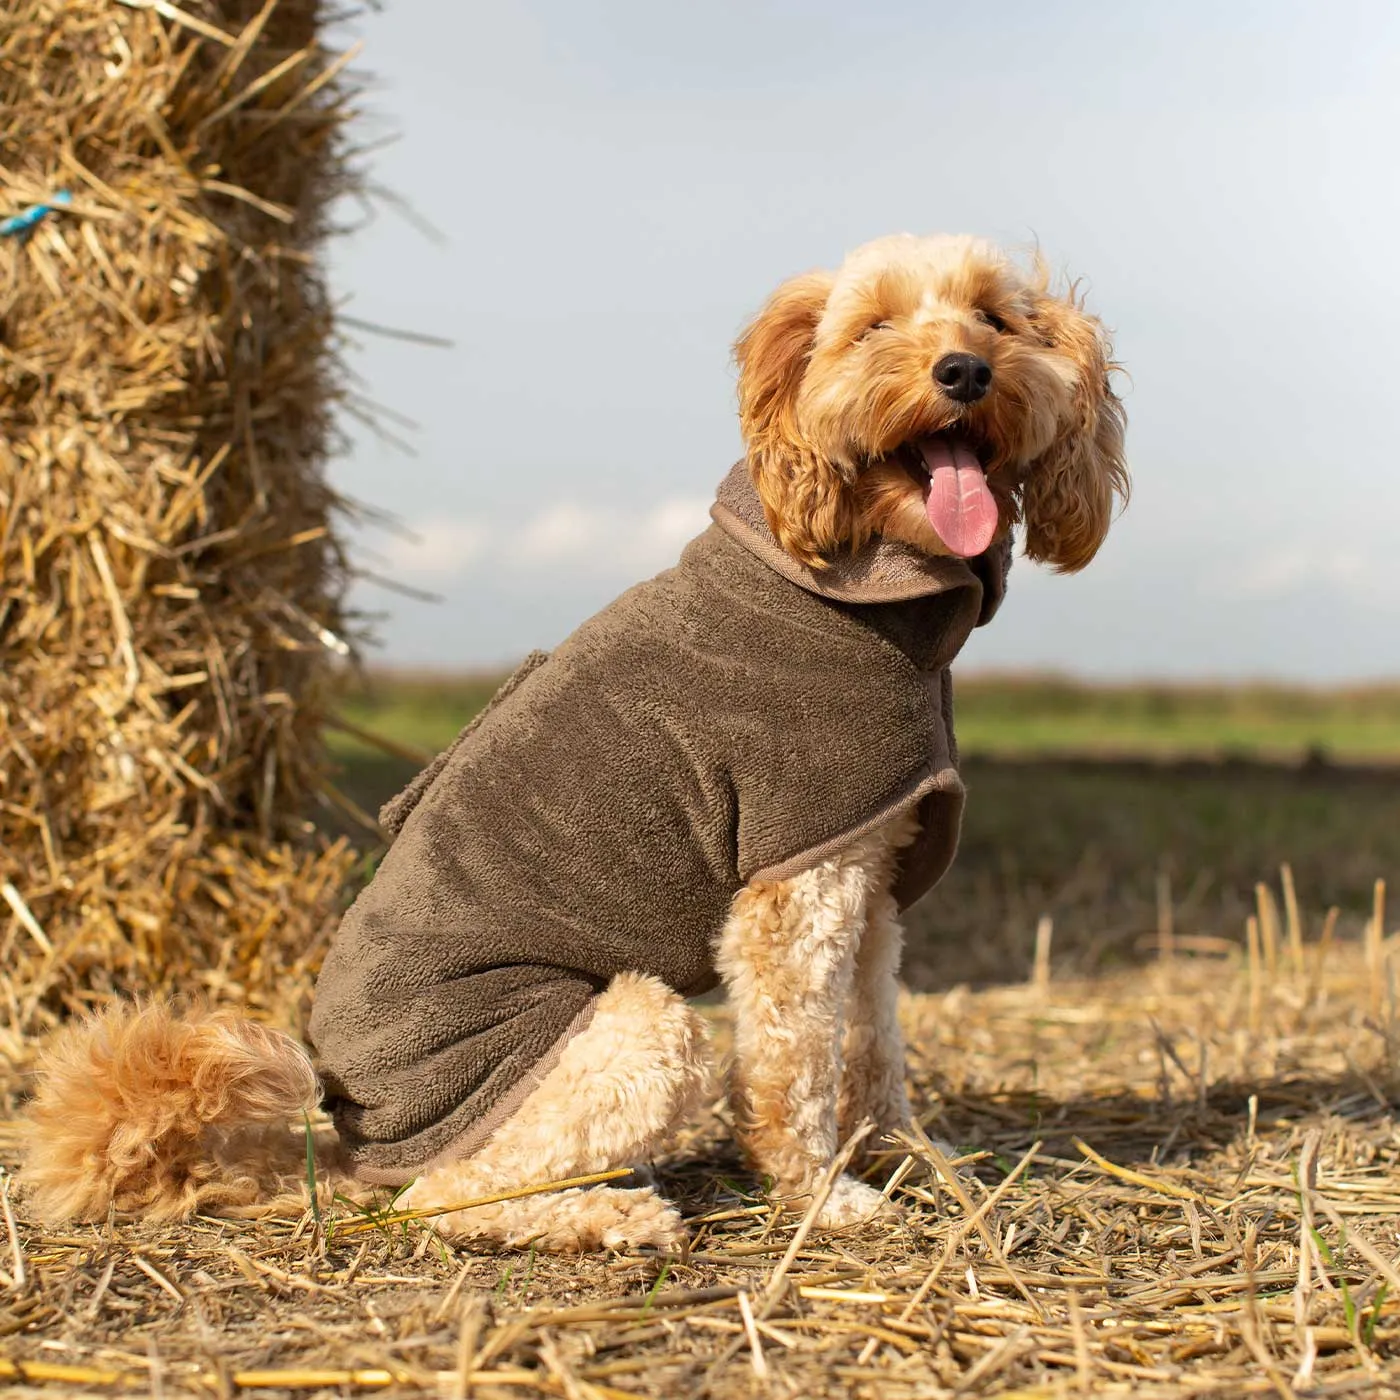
[310,464,1012,1182]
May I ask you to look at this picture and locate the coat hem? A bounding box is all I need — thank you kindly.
[348,995,602,1187]
[746,762,965,889]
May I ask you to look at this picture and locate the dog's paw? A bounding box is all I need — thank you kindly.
[598,1187,686,1252]
[521,1186,686,1253]
[812,1175,897,1230]
[430,1184,686,1254]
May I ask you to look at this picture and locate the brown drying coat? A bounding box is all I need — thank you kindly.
[309,465,1009,1182]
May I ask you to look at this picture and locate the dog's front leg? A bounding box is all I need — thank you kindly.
[716,844,894,1227]
[838,886,913,1145]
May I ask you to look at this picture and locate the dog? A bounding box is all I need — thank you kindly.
[19,233,1127,1251]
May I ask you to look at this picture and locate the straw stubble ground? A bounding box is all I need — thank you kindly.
[4,901,1400,1398]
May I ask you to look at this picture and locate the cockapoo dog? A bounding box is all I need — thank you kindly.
[20,234,1127,1251]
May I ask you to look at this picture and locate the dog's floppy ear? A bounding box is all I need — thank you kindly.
[1021,293,1129,573]
[735,270,855,568]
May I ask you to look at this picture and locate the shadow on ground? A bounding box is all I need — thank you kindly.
[649,1068,1398,1215]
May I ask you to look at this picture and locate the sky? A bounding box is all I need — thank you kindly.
[324,1,1400,679]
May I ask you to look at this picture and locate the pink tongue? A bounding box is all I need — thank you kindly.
[920,437,998,558]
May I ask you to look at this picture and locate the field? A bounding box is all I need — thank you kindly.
[6,673,1400,1398]
[948,678,1400,764]
[328,672,1400,987]
[330,673,1400,767]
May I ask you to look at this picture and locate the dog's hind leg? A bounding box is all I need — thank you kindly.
[400,971,710,1252]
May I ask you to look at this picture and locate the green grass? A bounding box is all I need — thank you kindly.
[330,670,1400,765]
[329,672,504,760]
[324,669,1400,991]
[951,676,1400,761]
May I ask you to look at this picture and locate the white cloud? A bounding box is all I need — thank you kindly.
[383,519,488,576]
[515,503,607,565]
[1218,546,1395,605]
[384,495,713,582]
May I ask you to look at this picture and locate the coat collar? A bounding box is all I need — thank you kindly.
[709,461,1009,625]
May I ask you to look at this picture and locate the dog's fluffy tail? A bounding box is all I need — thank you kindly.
[21,1001,321,1223]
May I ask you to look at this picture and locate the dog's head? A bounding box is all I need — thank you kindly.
[735,234,1128,572]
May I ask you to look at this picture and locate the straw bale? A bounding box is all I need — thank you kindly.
[0,0,363,1034]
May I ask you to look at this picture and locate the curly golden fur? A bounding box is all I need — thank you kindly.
[19,232,1128,1252]
[22,1003,321,1223]
[736,233,1128,571]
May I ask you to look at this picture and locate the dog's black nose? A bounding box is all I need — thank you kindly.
[933,352,992,403]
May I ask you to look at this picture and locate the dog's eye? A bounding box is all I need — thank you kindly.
[977,308,1009,334]
[859,320,892,341]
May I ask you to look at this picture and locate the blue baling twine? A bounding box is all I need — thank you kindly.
[0,190,73,238]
